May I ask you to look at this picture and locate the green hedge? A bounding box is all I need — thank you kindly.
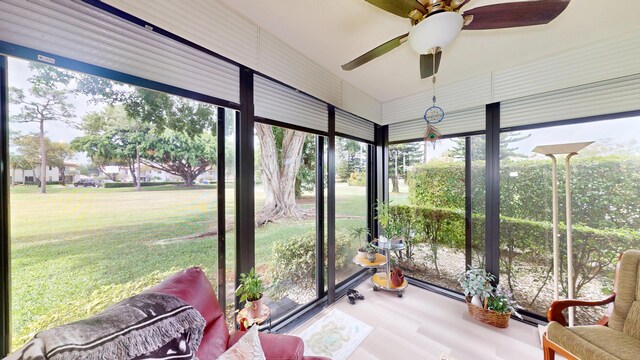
[389,205,638,296]
[103,181,184,188]
[270,231,352,297]
[408,157,640,231]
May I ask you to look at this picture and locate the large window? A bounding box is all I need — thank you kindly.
[8,57,225,350]
[499,117,640,323]
[388,138,468,292]
[253,123,321,321]
[335,137,370,283]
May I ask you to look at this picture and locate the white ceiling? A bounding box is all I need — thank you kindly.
[219,0,640,103]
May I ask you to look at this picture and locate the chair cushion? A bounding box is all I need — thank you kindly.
[624,301,640,341]
[610,250,640,332]
[548,322,640,360]
[228,331,304,360]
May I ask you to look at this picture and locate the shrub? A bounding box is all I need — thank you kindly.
[347,171,366,187]
[389,205,638,298]
[270,231,352,296]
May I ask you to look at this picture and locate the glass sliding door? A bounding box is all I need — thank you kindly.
[253,123,320,321]
[499,117,640,323]
[388,139,466,292]
[8,57,225,350]
[335,137,370,284]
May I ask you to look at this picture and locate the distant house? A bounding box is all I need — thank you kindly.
[11,163,80,184]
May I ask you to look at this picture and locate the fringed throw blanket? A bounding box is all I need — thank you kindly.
[6,292,205,360]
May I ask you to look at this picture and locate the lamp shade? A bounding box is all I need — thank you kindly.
[408,11,463,54]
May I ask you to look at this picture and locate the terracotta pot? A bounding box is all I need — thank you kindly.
[390,267,404,287]
[248,295,263,318]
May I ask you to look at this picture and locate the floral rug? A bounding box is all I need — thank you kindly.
[298,309,373,360]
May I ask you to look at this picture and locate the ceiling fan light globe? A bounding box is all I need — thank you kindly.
[408,11,463,54]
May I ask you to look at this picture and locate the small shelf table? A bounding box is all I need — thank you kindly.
[235,304,272,332]
[352,253,387,268]
[371,240,408,297]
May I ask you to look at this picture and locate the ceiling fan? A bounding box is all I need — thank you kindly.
[342,0,571,79]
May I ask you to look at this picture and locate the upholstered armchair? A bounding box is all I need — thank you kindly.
[543,249,640,360]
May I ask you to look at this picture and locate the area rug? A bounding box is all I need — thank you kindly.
[298,309,373,360]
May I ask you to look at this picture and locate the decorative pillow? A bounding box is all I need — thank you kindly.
[4,293,205,360]
[217,326,266,360]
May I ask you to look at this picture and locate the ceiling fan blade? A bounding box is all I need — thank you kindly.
[451,0,473,10]
[420,50,442,79]
[364,0,426,18]
[463,0,570,30]
[342,33,409,71]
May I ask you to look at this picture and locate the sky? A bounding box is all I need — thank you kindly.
[8,56,640,166]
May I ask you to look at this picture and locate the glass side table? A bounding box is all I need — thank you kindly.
[371,239,408,297]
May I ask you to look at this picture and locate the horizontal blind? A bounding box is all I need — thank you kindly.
[335,108,375,142]
[254,75,328,133]
[501,74,640,128]
[389,107,486,143]
[0,0,239,103]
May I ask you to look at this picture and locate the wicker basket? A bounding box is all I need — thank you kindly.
[465,298,511,328]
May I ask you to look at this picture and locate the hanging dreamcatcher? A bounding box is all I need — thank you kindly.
[423,55,444,149]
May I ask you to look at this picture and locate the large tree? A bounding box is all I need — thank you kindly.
[13,134,72,185]
[256,123,308,223]
[141,129,216,186]
[336,138,365,183]
[10,63,75,193]
[72,106,145,185]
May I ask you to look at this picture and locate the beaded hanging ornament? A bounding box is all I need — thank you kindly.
[423,60,444,149]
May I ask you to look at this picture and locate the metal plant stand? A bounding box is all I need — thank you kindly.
[370,240,408,297]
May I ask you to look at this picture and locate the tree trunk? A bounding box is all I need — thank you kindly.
[11,166,16,186]
[255,123,309,223]
[135,145,141,191]
[39,120,46,194]
[391,175,399,193]
[59,168,66,186]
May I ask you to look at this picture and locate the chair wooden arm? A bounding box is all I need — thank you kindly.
[547,294,616,326]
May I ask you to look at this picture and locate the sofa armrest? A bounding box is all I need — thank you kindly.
[229,331,305,360]
[547,294,616,326]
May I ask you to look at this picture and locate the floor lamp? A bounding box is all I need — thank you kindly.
[533,141,593,327]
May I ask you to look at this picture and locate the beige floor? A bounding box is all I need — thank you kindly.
[292,282,544,360]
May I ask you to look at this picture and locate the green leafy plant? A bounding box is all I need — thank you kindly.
[487,286,522,319]
[351,226,370,252]
[458,267,494,300]
[235,267,264,303]
[365,242,377,255]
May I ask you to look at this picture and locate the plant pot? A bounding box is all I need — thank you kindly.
[247,295,263,318]
[390,236,403,247]
[465,297,511,328]
[367,252,376,262]
[471,294,483,308]
[357,249,367,259]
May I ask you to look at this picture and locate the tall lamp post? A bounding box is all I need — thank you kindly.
[532,141,593,327]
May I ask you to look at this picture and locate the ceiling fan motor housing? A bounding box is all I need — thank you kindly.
[408,11,464,54]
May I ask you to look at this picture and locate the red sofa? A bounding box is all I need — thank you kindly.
[148,267,329,360]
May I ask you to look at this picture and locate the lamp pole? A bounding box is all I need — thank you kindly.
[533,142,593,327]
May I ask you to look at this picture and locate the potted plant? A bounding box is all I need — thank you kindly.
[365,242,377,262]
[352,226,370,258]
[458,267,494,308]
[458,267,521,328]
[236,267,265,318]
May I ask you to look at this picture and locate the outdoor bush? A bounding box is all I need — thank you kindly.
[103,181,184,188]
[270,231,352,297]
[347,171,366,187]
[388,205,638,299]
[409,157,640,231]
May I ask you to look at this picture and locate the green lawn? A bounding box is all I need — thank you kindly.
[9,182,369,349]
